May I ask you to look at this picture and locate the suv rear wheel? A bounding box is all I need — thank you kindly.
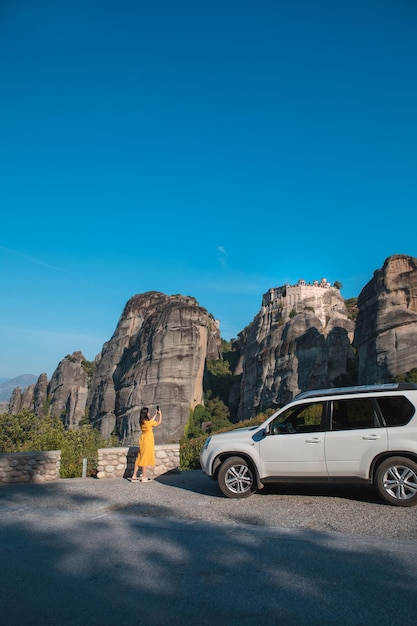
[218,456,256,498]
[375,456,417,507]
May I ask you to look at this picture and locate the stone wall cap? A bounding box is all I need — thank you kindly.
[98,444,179,453]
[0,450,61,458]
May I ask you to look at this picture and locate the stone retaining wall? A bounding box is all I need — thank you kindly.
[97,444,180,479]
[0,451,61,484]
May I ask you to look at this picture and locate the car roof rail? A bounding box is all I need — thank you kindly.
[293,382,417,401]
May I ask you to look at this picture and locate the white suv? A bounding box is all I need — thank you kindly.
[200,383,417,506]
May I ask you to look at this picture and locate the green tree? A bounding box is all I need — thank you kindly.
[204,395,231,432]
[60,424,116,478]
[204,339,241,420]
[220,338,233,352]
[81,359,97,383]
[184,404,211,439]
[394,369,417,383]
[0,411,66,457]
[345,297,358,321]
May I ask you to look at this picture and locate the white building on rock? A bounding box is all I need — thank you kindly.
[262,278,345,328]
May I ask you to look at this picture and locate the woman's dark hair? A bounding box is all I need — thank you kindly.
[139,407,149,426]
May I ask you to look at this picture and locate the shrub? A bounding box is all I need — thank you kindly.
[180,434,207,470]
[0,410,117,478]
[0,410,64,453]
[180,413,266,471]
[394,369,417,384]
[60,425,117,478]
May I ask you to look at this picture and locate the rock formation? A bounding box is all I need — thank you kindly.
[47,351,90,428]
[354,254,417,384]
[8,256,417,439]
[8,354,90,425]
[8,388,21,414]
[234,280,355,420]
[88,291,222,444]
[33,373,49,415]
[0,374,38,403]
[8,385,34,414]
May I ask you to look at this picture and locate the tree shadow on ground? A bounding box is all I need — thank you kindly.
[1,481,417,625]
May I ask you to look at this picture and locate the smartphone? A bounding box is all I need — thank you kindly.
[157,405,160,411]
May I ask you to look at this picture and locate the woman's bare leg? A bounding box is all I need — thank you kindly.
[132,464,139,480]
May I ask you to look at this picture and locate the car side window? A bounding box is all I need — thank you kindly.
[271,402,325,435]
[331,398,378,430]
[376,395,415,426]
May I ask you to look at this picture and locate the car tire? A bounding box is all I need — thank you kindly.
[375,456,417,507]
[217,456,256,499]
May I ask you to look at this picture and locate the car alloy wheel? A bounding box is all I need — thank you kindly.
[218,456,256,498]
[376,456,417,507]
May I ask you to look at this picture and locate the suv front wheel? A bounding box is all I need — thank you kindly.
[218,456,256,498]
[375,456,417,507]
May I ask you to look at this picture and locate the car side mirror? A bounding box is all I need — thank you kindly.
[264,423,271,436]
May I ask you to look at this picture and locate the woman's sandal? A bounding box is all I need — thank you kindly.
[130,477,140,482]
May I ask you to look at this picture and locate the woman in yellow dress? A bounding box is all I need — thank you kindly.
[131,406,162,482]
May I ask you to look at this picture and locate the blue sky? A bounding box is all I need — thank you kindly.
[1,0,416,379]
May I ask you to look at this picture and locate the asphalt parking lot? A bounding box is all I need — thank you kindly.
[1,471,417,625]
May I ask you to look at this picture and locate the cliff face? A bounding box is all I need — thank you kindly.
[234,282,355,419]
[354,254,417,384]
[48,352,89,428]
[88,291,221,444]
[33,373,48,415]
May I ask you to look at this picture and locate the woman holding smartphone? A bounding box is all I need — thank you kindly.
[131,406,162,482]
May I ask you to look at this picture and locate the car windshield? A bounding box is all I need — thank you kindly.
[270,402,325,434]
[274,402,323,424]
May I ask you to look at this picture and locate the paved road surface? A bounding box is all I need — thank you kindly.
[1,471,417,625]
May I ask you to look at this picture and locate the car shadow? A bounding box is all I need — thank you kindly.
[156,470,383,505]
[258,481,383,504]
[156,469,222,496]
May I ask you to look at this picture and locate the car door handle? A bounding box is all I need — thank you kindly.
[362,434,381,440]
[305,437,322,444]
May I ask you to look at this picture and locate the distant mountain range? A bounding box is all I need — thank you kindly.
[0,374,38,402]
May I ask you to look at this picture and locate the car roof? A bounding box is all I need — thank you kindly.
[293,382,417,401]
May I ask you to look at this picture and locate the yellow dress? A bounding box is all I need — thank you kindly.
[136,419,158,466]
